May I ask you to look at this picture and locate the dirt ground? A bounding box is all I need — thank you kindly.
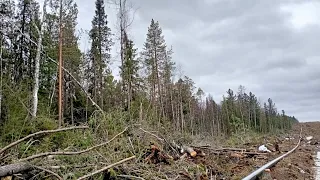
[198,122,320,180]
[269,122,320,180]
[147,122,320,180]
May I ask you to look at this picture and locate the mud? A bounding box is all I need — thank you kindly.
[270,122,320,180]
[189,122,320,180]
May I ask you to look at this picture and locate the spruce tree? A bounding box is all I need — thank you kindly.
[88,0,113,110]
[120,33,141,115]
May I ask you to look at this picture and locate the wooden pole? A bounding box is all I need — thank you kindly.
[58,0,63,128]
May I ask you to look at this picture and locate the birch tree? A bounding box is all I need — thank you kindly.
[31,0,48,118]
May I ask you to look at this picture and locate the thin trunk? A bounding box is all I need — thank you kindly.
[85,96,88,122]
[128,75,132,120]
[31,0,47,119]
[94,59,97,108]
[211,104,215,137]
[120,0,125,109]
[48,75,56,115]
[71,85,74,125]
[254,104,257,130]
[217,107,220,136]
[139,101,143,122]
[16,2,27,82]
[175,103,180,131]
[189,100,193,136]
[225,105,230,135]
[58,0,63,127]
[170,84,175,123]
[155,59,163,118]
[179,90,184,133]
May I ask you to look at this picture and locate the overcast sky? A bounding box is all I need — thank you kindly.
[36,0,320,122]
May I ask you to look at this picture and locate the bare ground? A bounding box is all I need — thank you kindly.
[134,122,320,180]
[270,122,320,180]
[192,122,320,180]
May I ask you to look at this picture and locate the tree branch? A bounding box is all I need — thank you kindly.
[19,127,128,161]
[77,156,136,180]
[117,175,145,180]
[139,128,164,142]
[0,126,88,155]
[33,165,63,180]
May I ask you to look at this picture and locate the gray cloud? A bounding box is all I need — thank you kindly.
[72,0,320,122]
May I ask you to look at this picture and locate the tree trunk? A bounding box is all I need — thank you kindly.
[0,163,31,177]
[58,0,63,127]
[71,85,74,125]
[31,0,47,119]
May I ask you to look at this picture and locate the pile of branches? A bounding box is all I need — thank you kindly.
[0,125,206,179]
[0,125,273,179]
[0,126,135,180]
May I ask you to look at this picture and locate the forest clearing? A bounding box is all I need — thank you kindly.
[0,120,319,179]
[0,0,319,179]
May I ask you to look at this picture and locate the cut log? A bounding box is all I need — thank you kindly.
[0,163,31,177]
[1,176,12,180]
[182,146,197,157]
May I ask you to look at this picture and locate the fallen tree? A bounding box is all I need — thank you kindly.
[0,126,132,179]
[0,163,31,177]
[0,126,89,155]
[19,127,128,162]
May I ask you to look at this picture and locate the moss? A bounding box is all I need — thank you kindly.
[108,168,117,177]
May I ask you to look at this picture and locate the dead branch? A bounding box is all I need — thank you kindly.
[0,126,89,155]
[192,146,247,152]
[33,165,62,180]
[139,128,164,142]
[215,147,247,151]
[77,156,136,180]
[205,150,266,156]
[139,128,179,155]
[117,174,145,180]
[0,163,31,177]
[20,127,128,161]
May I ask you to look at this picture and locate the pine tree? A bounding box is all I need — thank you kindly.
[142,19,167,119]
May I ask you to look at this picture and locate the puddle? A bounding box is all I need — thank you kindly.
[315,151,320,180]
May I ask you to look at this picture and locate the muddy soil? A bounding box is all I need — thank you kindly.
[269,122,320,180]
[183,122,320,180]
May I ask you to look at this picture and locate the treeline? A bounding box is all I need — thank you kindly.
[0,0,297,138]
